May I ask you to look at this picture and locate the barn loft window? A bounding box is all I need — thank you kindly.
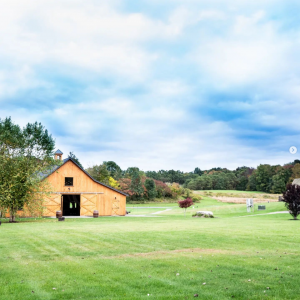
[65,177,73,186]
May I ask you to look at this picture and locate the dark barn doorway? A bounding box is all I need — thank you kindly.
[63,195,80,216]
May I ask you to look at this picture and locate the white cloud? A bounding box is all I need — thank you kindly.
[0,0,180,83]
[1,0,300,171]
[194,11,292,86]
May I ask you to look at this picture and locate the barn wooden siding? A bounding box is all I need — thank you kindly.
[43,160,126,217]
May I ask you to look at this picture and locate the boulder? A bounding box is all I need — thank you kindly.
[193,211,214,218]
[197,211,213,216]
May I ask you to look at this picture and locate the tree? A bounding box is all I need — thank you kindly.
[108,177,120,189]
[118,178,134,198]
[169,182,182,197]
[270,173,286,194]
[0,117,55,222]
[86,164,110,185]
[178,198,194,216]
[68,152,83,168]
[282,184,300,220]
[125,167,140,178]
[194,167,203,176]
[145,178,156,200]
[153,179,172,198]
[246,172,257,191]
[236,176,248,191]
[130,169,144,199]
[255,164,276,192]
[270,167,292,194]
[104,161,122,179]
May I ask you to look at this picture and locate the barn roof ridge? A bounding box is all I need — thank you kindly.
[42,157,128,196]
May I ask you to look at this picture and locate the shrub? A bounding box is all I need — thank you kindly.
[191,195,202,203]
[282,183,300,220]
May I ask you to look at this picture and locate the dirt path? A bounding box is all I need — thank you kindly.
[152,209,172,215]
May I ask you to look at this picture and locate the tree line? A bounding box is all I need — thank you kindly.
[85,161,300,198]
[85,163,195,202]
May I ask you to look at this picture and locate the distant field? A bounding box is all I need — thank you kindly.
[1,198,298,300]
[194,190,280,203]
[196,190,266,194]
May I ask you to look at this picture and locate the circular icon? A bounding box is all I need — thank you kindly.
[290,146,297,154]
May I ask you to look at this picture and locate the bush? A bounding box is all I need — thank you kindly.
[282,183,300,220]
[191,195,202,203]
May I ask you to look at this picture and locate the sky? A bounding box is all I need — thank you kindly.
[1,0,300,171]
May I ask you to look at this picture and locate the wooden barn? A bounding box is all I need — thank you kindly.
[42,150,127,217]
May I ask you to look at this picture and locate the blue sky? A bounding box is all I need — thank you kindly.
[1,0,300,171]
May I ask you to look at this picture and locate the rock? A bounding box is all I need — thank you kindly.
[193,211,214,218]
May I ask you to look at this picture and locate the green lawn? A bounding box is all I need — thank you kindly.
[0,199,298,300]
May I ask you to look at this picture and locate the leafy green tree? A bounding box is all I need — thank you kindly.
[125,167,140,178]
[130,169,144,199]
[68,152,83,168]
[247,172,257,191]
[270,173,286,194]
[270,167,292,193]
[234,166,253,190]
[145,178,156,200]
[86,164,110,185]
[194,167,203,176]
[0,117,55,222]
[255,164,276,192]
[104,161,122,179]
[236,176,248,190]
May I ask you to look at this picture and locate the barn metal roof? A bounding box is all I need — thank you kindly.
[41,157,128,196]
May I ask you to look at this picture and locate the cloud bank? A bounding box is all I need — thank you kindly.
[1,0,300,171]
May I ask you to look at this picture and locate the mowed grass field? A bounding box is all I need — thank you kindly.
[0,195,299,300]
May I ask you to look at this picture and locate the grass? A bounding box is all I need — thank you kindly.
[195,190,280,200]
[1,198,299,300]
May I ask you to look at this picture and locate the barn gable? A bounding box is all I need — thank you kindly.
[43,157,127,196]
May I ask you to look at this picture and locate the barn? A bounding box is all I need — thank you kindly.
[42,150,127,217]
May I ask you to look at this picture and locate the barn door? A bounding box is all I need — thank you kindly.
[44,194,61,217]
[80,194,97,216]
[112,197,120,216]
